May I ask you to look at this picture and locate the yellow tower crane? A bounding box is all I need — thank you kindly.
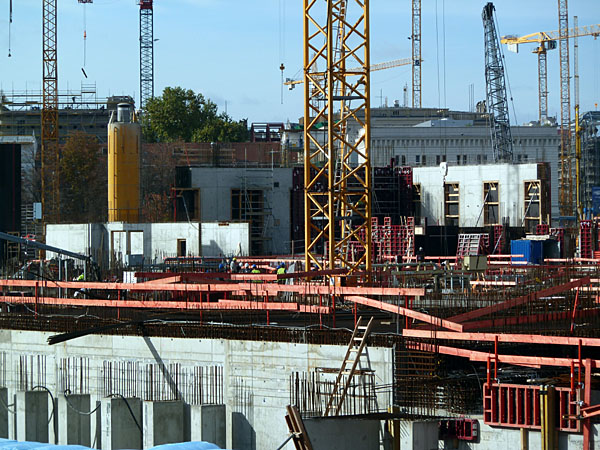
[303,0,372,273]
[501,21,599,217]
[500,24,600,124]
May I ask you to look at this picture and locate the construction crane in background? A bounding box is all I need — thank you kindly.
[139,0,154,110]
[558,0,572,218]
[482,3,513,163]
[303,0,372,273]
[411,0,421,108]
[284,58,415,89]
[500,24,600,123]
[41,0,59,223]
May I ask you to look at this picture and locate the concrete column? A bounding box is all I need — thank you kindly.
[16,390,56,443]
[190,404,226,448]
[400,420,438,450]
[57,394,91,446]
[142,400,185,449]
[303,417,380,450]
[0,388,9,438]
[101,397,142,450]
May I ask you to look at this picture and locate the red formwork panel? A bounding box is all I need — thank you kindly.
[439,418,479,441]
[537,224,550,235]
[580,221,594,259]
[483,383,580,432]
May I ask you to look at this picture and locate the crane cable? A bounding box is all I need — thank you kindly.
[8,0,12,57]
[83,2,87,67]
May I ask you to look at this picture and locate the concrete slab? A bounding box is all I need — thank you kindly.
[101,397,142,450]
[190,404,226,448]
[142,400,185,449]
[57,394,91,446]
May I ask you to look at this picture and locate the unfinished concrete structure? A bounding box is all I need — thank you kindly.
[413,162,551,231]
[45,222,250,268]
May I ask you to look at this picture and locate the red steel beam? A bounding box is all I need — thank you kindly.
[346,295,463,332]
[408,341,600,368]
[448,277,591,323]
[403,329,600,347]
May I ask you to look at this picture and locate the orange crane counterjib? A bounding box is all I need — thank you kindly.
[501,24,600,45]
[139,0,153,10]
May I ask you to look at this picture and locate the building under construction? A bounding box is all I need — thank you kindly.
[3,1,600,450]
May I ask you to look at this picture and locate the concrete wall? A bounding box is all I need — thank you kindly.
[191,167,293,255]
[0,329,393,450]
[412,162,547,227]
[46,221,250,267]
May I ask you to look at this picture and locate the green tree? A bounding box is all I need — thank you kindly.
[142,87,248,143]
[59,132,107,223]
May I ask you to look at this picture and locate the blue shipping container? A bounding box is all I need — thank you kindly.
[511,239,544,264]
[592,186,600,216]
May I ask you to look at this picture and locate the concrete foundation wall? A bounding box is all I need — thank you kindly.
[413,163,546,227]
[0,329,393,450]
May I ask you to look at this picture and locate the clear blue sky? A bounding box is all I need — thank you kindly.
[1,0,599,126]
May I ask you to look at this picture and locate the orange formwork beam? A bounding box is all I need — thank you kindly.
[448,277,591,323]
[346,295,463,332]
[0,295,331,313]
[460,307,600,331]
[0,279,424,297]
[403,329,600,347]
[407,341,600,368]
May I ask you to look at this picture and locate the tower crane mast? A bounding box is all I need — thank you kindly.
[139,0,154,110]
[412,0,421,108]
[482,2,513,163]
[303,0,372,273]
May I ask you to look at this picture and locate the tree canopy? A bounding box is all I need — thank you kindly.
[142,87,248,143]
[59,131,107,223]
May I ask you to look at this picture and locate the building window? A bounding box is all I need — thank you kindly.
[477,154,481,164]
[401,155,406,165]
[483,182,499,225]
[442,155,447,163]
[463,154,468,165]
[416,155,420,164]
[422,155,426,166]
[524,181,542,233]
[177,239,187,257]
[444,183,460,226]
[436,155,441,165]
[456,155,461,165]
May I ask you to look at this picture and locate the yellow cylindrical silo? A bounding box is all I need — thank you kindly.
[108,103,141,222]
